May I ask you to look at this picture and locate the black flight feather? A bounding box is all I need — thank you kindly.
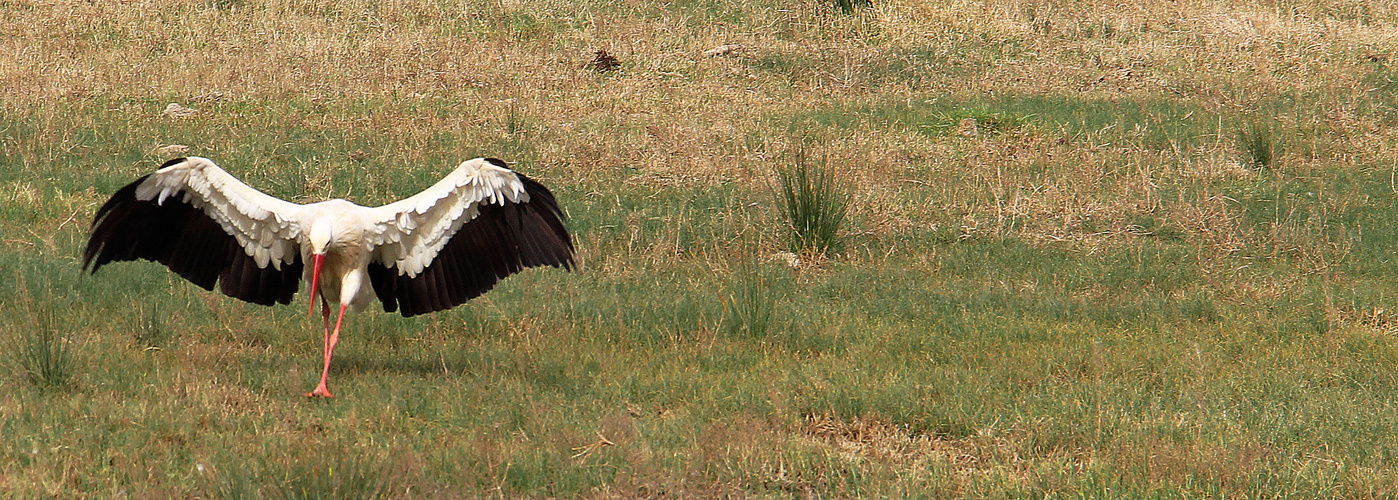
[83,169,302,306]
[368,171,574,317]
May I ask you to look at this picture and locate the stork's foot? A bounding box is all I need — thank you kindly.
[305,385,335,398]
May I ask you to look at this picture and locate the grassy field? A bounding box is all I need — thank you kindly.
[6,0,1398,497]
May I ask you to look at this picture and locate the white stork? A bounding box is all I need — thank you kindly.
[83,156,574,397]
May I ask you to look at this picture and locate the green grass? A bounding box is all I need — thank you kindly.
[10,306,74,390]
[1237,121,1278,172]
[721,255,777,338]
[6,0,1398,497]
[775,149,850,256]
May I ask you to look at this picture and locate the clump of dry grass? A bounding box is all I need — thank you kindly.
[587,50,622,73]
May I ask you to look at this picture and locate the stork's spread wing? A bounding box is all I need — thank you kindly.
[83,157,305,306]
[366,158,573,317]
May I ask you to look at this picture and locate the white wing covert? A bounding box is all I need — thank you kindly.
[367,158,528,277]
[133,157,305,270]
[84,156,309,307]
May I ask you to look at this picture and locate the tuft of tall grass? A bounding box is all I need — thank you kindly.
[134,305,174,350]
[197,447,409,499]
[775,149,850,257]
[202,462,262,500]
[12,306,74,390]
[1238,121,1277,171]
[722,257,775,338]
[272,449,404,500]
[830,0,872,14]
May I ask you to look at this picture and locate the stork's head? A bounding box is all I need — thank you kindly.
[309,218,335,255]
[306,218,334,316]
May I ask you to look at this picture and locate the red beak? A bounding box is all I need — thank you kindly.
[307,253,325,316]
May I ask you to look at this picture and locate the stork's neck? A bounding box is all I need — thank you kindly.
[304,200,368,256]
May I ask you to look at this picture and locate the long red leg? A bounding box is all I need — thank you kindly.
[306,302,347,398]
[320,296,331,360]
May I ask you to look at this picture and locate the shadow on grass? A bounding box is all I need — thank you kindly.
[328,352,454,377]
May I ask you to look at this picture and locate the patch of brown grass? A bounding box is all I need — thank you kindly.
[4,0,1390,245]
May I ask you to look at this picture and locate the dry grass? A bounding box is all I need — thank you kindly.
[4,0,1394,231]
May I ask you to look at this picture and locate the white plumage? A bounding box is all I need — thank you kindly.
[85,156,574,397]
